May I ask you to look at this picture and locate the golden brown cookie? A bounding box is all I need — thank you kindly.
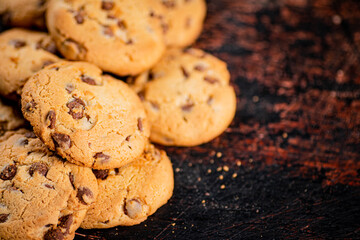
[46,0,166,76]
[0,130,98,240]
[149,0,206,47]
[0,0,48,29]
[21,61,150,169]
[129,48,236,146]
[0,28,59,99]
[81,143,174,228]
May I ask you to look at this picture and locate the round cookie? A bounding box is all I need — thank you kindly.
[0,0,48,29]
[149,0,206,47]
[129,48,236,146]
[81,143,174,228]
[0,28,60,99]
[0,98,26,137]
[21,61,150,169]
[0,130,98,240]
[46,0,166,76]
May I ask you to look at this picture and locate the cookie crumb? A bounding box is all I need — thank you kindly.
[201,200,205,204]
[252,96,259,103]
[216,166,222,172]
[282,132,288,138]
[232,173,238,178]
[223,165,229,172]
[171,223,176,226]
[175,168,180,172]
[220,184,225,189]
[236,160,242,166]
[219,175,224,180]
[216,152,222,158]
[207,169,212,174]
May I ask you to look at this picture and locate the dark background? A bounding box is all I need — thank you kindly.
[2,0,360,239]
[77,0,360,239]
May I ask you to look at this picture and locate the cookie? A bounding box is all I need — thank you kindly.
[81,143,174,228]
[149,0,206,47]
[129,48,236,146]
[0,0,48,29]
[0,28,60,99]
[46,0,166,76]
[0,98,26,137]
[21,61,150,169]
[0,129,98,240]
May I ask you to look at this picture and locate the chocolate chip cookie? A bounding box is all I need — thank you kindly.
[129,48,237,146]
[0,28,59,99]
[81,143,174,228]
[46,0,165,76]
[0,130,98,240]
[149,0,206,47]
[21,61,150,169]
[0,98,26,137]
[0,0,48,28]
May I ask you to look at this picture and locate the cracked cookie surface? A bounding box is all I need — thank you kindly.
[129,48,236,146]
[0,98,26,137]
[149,0,206,47]
[81,143,174,228]
[21,61,150,169]
[0,29,60,99]
[0,0,48,29]
[46,0,166,76]
[0,129,98,240]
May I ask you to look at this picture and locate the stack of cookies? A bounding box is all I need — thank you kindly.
[0,0,236,239]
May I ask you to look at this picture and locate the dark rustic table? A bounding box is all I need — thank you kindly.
[2,0,360,239]
[76,0,360,239]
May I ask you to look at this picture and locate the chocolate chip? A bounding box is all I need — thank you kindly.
[69,173,75,189]
[126,39,133,45]
[138,90,145,101]
[125,135,131,141]
[107,13,116,19]
[45,224,53,228]
[124,199,142,219]
[11,40,26,49]
[103,26,114,37]
[81,75,97,85]
[58,214,73,233]
[74,11,85,24]
[181,102,195,112]
[204,76,220,84]
[94,152,110,164]
[114,168,120,174]
[101,1,115,10]
[36,39,57,54]
[0,164,17,180]
[162,0,176,8]
[24,100,36,112]
[46,110,56,129]
[52,133,71,150]
[150,101,159,110]
[92,169,109,180]
[76,187,93,205]
[65,83,75,93]
[194,64,206,71]
[44,184,55,189]
[181,66,189,78]
[42,60,56,68]
[66,98,85,119]
[44,228,65,240]
[18,138,29,146]
[25,132,37,138]
[0,214,9,223]
[117,19,126,29]
[29,162,48,177]
[137,118,143,132]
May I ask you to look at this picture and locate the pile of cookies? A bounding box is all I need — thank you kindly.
[0,0,236,239]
